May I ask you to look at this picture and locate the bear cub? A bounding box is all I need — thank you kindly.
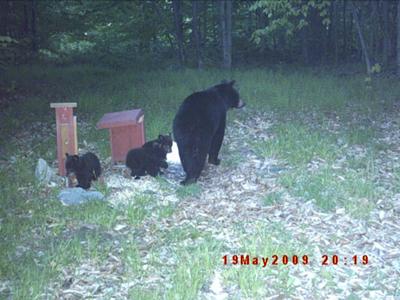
[126,134,172,179]
[65,152,102,189]
[173,80,245,185]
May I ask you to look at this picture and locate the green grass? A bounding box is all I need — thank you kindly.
[176,184,202,199]
[263,191,283,206]
[223,222,311,298]
[344,127,376,146]
[124,194,155,226]
[166,238,222,299]
[280,166,376,216]
[254,122,340,166]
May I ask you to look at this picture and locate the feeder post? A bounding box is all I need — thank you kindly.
[50,102,78,176]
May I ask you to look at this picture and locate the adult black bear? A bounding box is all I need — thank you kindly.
[173,80,245,185]
[126,134,172,179]
[65,152,102,189]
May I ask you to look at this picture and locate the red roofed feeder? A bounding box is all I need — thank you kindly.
[97,109,145,163]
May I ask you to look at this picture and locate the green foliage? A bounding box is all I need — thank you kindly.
[251,0,331,44]
[0,0,397,69]
[0,36,28,68]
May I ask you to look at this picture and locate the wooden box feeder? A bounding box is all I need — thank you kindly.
[50,102,78,176]
[97,109,145,163]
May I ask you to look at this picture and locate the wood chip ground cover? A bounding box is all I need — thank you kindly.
[1,107,400,299]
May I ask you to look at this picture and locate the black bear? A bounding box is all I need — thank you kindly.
[126,134,172,179]
[65,152,102,189]
[173,80,245,185]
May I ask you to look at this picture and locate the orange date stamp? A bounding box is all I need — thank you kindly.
[222,254,369,267]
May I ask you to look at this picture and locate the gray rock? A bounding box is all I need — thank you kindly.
[58,187,105,206]
[35,158,54,184]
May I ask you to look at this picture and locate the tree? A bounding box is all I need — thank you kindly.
[251,1,331,64]
[397,0,400,76]
[351,2,372,74]
[31,0,38,52]
[192,1,203,69]
[172,0,185,66]
[342,0,347,61]
[0,1,9,36]
[382,0,391,66]
[219,0,232,69]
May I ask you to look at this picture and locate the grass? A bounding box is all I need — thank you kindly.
[280,166,376,216]
[222,222,311,298]
[1,63,399,298]
[176,183,202,199]
[344,127,376,146]
[254,122,340,166]
[166,238,222,299]
[263,191,283,206]
[252,111,379,217]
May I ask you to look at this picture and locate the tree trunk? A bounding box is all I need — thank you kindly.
[301,26,309,64]
[382,0,391,66]
[192,1,203,69]
[333,0,338,64]
[351,2,371,74]
[226,0,232,67]
[327,1,338,64]
[151,1,175,51]
[397,0,400,76]
[219,0,225,61]
[23,1,29,37]
[370,0,378,60]
[172,0,185,66]
[202,0,207,47]
[247,4,252,36]
[31,0,38,52]
[342,0,347,61]
[0,0,9,36]
[219,0,232,69]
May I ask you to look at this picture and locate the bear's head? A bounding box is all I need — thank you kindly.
[217,80,245,109]
[158,133,173,154]
[65,153,81,175]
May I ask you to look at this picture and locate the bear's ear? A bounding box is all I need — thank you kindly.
[65,153,69,158]
[158,134,163,140]
[229,80,236,86]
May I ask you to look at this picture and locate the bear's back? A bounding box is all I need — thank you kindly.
[175,88,225,124]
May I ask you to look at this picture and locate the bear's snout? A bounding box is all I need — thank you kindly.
[237,99,245,108]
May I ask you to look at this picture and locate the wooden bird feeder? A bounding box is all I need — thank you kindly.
[50,102,78,176]
[97,109,145,163]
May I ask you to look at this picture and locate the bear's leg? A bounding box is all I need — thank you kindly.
[76,174,91,189]
[208,117,226,165]
[94,164,101,180]
[181,142,209,185]
[177,142,189,174]
[147,164,160,177]
[131,167,145,179]
[90,168,99,181]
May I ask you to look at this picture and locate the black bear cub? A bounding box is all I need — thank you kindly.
[126,134,172,179]
[65,152,102,189]
[173,80,245,185]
